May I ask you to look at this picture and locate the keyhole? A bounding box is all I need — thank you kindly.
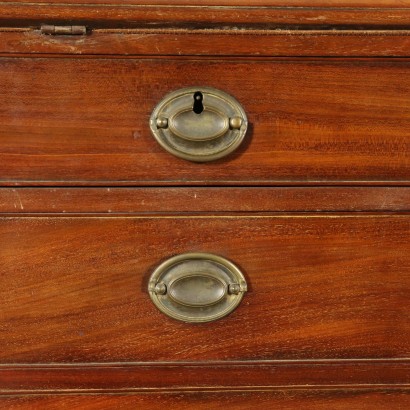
[193,91,204,114]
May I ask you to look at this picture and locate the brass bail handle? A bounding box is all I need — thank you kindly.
[148,253,247,323]
[149,87,248,162]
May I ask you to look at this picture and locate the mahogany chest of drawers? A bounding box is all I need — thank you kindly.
[0,1,409,408]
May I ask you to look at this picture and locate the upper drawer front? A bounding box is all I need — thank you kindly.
[1,58,409,185]
[1,215,408,363]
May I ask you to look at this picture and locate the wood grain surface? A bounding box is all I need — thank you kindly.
[1,3,410,28]
[1,0,409,405]
[0,58,409,185]
[0,187,410,213]
[2,29,410,57]
[1,389,410,410]
[2,0,409,6]
[0,215,408,363]
[1,361,410,393]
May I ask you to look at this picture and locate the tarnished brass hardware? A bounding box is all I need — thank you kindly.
[228,283,241,295]
[41,25,87,35]
[229,116,243,130]
[149,87,248,162]
[154,282,167,295]
[156,117,168,129]
[148,253,247,323]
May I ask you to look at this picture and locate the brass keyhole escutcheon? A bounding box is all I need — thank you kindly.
[149,87,248,162]
[148,253,247,323]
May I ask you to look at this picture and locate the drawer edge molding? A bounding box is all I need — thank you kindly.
[1,29,410,56]
[0,187,409,213]
[1,360,410,394]
[2,4,410,28]
[0,389,409,409]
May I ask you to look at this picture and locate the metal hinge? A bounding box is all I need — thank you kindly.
[40,25,87,35]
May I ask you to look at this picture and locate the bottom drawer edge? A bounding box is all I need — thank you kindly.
[1,360,409,394]
[1,389,410,410]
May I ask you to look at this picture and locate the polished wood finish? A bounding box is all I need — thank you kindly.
[2,3,410,28]
[1,390,410,410]
[1,215,408,363]
[1,187,410,213]
[3,0,409,6]
[2,29,410,57]
[0,58,409,185]
[1,361,410,393]
[1,0,409,405]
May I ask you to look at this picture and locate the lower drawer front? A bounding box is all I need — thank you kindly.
[0,215,408,363]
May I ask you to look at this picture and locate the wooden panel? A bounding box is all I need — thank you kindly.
[0,215,408,362]
[2,29,410,57]
[1,4,410,28]
[1,187,410,213]
[1,390,410,410]
[2,0,409,7]
[0,58,409,185]
[1,361,410,393]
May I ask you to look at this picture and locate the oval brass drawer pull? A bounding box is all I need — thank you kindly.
[149,87,248,162]
[148,253,247,323]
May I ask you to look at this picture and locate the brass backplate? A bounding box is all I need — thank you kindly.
[149,87,248,162]
[148,253,247,323]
